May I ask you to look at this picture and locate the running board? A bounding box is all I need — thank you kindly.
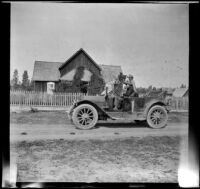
[108,117,124,120]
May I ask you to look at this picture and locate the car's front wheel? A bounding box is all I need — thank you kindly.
[72,104,98,129]
[147,105,168,129]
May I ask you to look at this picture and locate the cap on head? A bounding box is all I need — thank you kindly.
[128,74,133,79]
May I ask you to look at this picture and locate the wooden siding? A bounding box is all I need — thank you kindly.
[33,50,103,94]
[34,81,81,93]
[60,52,101,78]
[34,81,60,92]
[34,81,47,92]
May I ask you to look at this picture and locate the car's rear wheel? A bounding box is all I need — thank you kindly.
[147,105,168,129]
[72,104,98,129]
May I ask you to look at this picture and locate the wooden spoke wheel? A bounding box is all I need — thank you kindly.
[72,104,98,129]
[147,105,168,129]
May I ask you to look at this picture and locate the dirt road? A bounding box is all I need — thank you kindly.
[10,120,188,142]
[10,112,188,183]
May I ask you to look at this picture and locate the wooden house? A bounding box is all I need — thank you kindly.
[32,48,123,94]
[173,88,188,98]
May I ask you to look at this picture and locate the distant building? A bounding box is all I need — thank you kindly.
[32,48,122,94]
[172,87,188,98]
[138,92,146,98]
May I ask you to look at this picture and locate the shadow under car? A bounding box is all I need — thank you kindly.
[95,120,148,129]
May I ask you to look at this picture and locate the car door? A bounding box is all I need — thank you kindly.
[133,97,146,112]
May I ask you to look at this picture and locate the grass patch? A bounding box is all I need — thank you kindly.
[10,136,185,182]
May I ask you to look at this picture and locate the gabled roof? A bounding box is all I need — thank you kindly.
[32,61,63,81]
[59,48,101,71]
[100,64,123,83]
[173,88,188,97]
[32,61,123,83]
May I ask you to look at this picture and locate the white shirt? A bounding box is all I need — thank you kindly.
[125,78,137,92]
[101,79,124,96]
[101,80,115,95]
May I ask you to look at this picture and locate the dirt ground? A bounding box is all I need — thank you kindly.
[10,136,187,183]
[10,110,188,125]
[9,111,188,183]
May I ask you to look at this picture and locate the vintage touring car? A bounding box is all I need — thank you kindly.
[67,90,170,130]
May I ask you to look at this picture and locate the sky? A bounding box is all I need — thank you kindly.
[11,2,189,88]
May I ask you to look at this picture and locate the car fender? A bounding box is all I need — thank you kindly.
[144,99,167,117]
[72,100,114,120]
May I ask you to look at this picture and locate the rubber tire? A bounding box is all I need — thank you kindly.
[147,105,168,129]
[72,104,98,130]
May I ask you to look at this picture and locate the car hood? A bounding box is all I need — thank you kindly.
[82,95,106,103]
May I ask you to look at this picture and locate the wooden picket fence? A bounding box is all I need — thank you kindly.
[10,90,87,107]
[10,90,188,111]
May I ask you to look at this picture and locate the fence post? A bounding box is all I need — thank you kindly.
[175,98,178,111]
[55,94,57,107]
[51,94,54,106]
[10,91,12,105]
[64,94,66,106]
[20,91,23,106]
[25,91,27,106]
[39,92,42,106]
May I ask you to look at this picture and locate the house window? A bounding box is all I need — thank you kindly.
[61,80,72,86]
[47,82,55,91]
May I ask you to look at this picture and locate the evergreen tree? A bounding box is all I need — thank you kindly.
[11,69,19,89]
[27,80,34,91]
[152,87,156,91]
[148,85,152,91]
[88,74,105,95]
[72,66,85,92]
[22,70,30,89]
